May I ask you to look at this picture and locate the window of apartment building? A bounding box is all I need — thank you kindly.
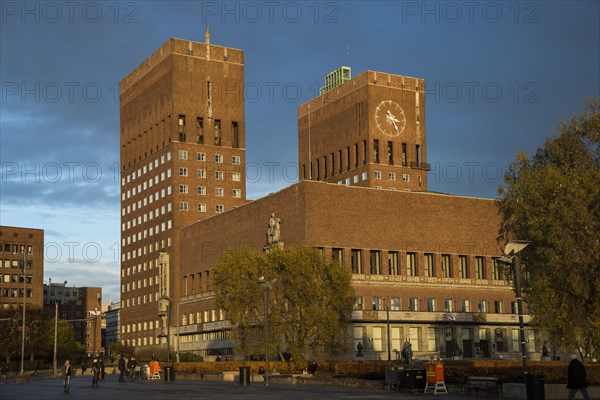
[494,300,504,314]
[214,120,221,146]
[215,171,223,180]
[374,171,382,179]
[372,296,383,311]
[178,115,186,142]
[179,184,188,194]
[426,298,437,312]
[388,251,399,275]
[232,172,241,182]
[493,258,503,280]
[197,152,205,161]
[475,256,485,279]
[461,299,471,312]
[458,255,469,278]
[337,150,342,174]
[215,204,224,214]
[406,252,417,276]
[196,117,204,144]
[332,248,343,264]
[370,250,381,274]
[402,143,407,166]
[424,253,435,277]
[232,155,241,165]
[408,298,419,312]
[215,188,224,197]
[444,299,454,312]
[197,186,206,195]
[416,144,421,165]
[232,189,241,198]
[373,139,380,163]
[441,254,452,278]
[477,300,487,313]
[197,169,206,178]
[353,297,363,311]
[179,167,188,176]
[215,154,223,163]
[387,141,393,165]
[390,297,401,311]
[511,301,518,314]
[402,173,410,182]
[388,172,396,181]
[179,202,188,211]
[511,329,520,352]
[351,249,362,274]
[346,147,351,171]
[179,150,188,160]
[232,121,239,148]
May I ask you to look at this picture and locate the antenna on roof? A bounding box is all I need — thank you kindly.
[345,44,350,65]
[205,24,210,45]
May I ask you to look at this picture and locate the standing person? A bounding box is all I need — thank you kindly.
[567,354,591,400]
[63,360,72,393]
[91,358,100,388]
[1,363,8,384]
[99,358,105,381]
[80,359,86,376]
[118,354,126,382]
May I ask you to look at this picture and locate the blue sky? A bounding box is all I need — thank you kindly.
[1,1,599,302]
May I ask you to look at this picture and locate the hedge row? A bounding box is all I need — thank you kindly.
[172,360,600,385]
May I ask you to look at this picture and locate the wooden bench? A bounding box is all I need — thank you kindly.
[459,376,500,396]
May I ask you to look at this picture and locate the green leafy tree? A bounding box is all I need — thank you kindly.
[498,99,600,359]
[214,246,355,364]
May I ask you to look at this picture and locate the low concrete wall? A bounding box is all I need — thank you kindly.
[503,383,600,399]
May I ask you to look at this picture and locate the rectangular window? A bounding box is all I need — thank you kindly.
[353,297,363,311]
[401,143,407,166]
[408,327,420,351]
[402,173,410,182]
[215,154,223,163]
[214,119,221,145]
[178,115,186,142]
[374,171,382,179]
[424,253,434,277]
[179,202,188,211]
[179,184,188,194]
[215,188,224,196]
[493,258,503,280]
[477,300,487,313]
[426,298,436,312]
[475,256,485,279]
[388,172,396,180]
[215,204,224,213]
[409,298,419,312]
[232,121,239,148]
[444,299,454,312]
[197,203,206,212]
[511,329,520,352]
[388,251,398,275]
[215,171,224,180]
[196,117,204,144]
[232,172,241,182]
[461,299,471,313]
[372,296,382,311]
[232,189,241,198]
[197,169,206,178]
[197,186,206,195]
[511,301,518,314]
[390,297,401,311]
[373,140,380,163]
[351,249,362,274]
[387,141,393,165]
[406,252,417,276]
[427,327,437,351]
[232,155,241,165]
[441,255,452,278]
[494,300,504,314]
[179,167,188,176]
[370,250,381,274]
[179,150,188,160]
[458,255,469,278]
[346,147,351,171]
[332,248,343,264]
[354,143,359,168]
[197,152,205,161]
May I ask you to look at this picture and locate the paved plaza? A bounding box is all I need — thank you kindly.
[0,375,495,400]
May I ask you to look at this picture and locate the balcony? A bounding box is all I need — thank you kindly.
[410,161,431,171]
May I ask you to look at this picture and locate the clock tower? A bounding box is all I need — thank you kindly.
[298,69,429,191]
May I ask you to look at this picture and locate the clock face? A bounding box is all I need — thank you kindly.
[375,100,406,136]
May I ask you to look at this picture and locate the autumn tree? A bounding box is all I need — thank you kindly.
[498,99,600,359]
[213,246,355,364]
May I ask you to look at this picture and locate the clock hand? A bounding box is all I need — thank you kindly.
[387,111,399,131]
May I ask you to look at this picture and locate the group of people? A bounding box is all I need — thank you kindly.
[61,355,107,393]
[118,354,139,381]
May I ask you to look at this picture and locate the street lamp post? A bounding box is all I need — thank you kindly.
[442,314,456,358]
[90,308,100,357]
[497,240,531,376]
[53,302,58,376]
[257,278,271,387]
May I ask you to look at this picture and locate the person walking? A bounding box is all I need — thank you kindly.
[118,354,126,382]
[1,364,8,384]
[567,354,591,400]
[91,358,100,388]
[63,360,73,393]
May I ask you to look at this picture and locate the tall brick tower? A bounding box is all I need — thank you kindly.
[298,68,429,191]
[119,28,247,349]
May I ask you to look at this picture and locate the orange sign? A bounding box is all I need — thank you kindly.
[425,363,444,383]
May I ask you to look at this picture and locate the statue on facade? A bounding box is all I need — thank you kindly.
[266,213,281,244]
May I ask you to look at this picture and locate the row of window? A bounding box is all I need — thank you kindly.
[357,296,515,314]
[179,202,225,214]
[123,151,172,186]
[0,274,33,284]
[180,185,242,198]
[1,259,33,269]
[177,115,240,148]
[178,150,241,166]
[122,237,171,262]
[0,288,33,298]
[336,171,412,186]
[123,218,172,245]
[0,244,34,254]
[331,248,503,280]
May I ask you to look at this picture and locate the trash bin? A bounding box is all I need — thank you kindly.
[526,374,545,400]
[401,369,426,390]
[239,366,251,386]
[164,366,174,383]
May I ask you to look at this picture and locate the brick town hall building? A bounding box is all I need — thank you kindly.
[119,30,540,361]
